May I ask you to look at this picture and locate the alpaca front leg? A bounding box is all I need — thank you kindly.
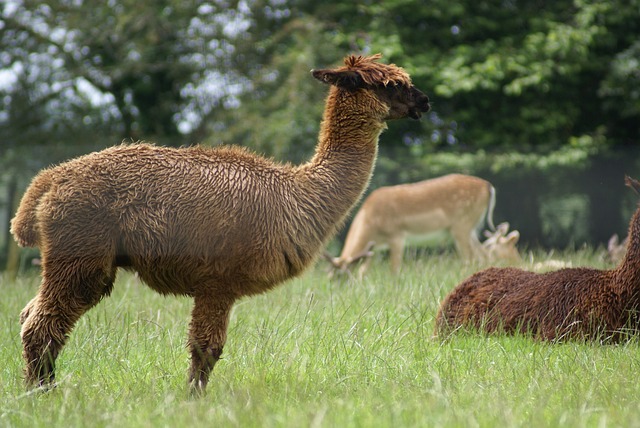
[187,295,233,395]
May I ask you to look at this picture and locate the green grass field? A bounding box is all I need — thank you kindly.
[2,248,640,428]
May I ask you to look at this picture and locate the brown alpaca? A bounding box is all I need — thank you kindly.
[11,54,430,393]
[434,176,640,342]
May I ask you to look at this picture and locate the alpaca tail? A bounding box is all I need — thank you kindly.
[10,169,54,248]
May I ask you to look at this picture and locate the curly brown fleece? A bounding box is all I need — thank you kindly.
[434,177,640,343]
[11,54,430,394]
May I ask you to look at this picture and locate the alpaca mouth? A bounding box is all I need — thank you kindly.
[409,98,431,119]
[409,105,430,120]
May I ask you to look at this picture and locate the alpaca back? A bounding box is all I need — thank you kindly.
[435,265,623,340]
[14,143,325,294]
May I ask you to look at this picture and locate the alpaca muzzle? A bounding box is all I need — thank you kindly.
[409,89,431,120]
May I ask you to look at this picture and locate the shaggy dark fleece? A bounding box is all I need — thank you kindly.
[435,176,640,343]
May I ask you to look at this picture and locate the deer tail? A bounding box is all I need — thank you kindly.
[485,184,496,232]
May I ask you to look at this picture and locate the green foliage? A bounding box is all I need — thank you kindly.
[185,0,640,164]
[2,0,639,153]
[3,251,640,427]
[2,0,640,254]
[600,40,640,117]
[0,0,245,147]
[204,16,344,161]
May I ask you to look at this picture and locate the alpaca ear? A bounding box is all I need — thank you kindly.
[311,69,363,90]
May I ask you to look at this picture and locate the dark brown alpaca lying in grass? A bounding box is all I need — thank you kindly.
[11,54,430,394]
[434,176,640,342]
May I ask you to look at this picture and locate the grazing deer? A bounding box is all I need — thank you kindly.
[482,223,574,271]
[326,174,497,278]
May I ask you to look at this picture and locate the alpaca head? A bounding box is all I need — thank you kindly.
[311,53,430,120]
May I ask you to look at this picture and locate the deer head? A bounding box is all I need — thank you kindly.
[324,241,375,279]
[482,222,521,263]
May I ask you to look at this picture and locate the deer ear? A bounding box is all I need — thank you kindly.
[497,222,509,234]
[504,231,520,245]
[608,234,619,249]
[311,69,363,90]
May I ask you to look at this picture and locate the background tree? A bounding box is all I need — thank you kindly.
[2,0,640,270]
[207,0,640,247]
[0,0,253,151]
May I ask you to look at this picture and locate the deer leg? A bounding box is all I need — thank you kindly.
[451,226,475,261]
[21,255,115,389]
[357,256,373,280]
[187,293,234,395]
[468,229,484,261]
[388,236,405,274]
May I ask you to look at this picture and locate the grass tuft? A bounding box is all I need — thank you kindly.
[1,248,639,427]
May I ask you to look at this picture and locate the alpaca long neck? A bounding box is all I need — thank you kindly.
[297,87,386,242]
[615,207,640,286]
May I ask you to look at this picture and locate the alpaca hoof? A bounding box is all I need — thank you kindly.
[25,372,56,392]
[32,380,58,394]
[188,378,208,397]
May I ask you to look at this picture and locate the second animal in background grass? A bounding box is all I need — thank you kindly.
[434,175,640,342]
[326,174,501,278]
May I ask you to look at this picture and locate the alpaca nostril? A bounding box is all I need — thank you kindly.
[415,94,430,112]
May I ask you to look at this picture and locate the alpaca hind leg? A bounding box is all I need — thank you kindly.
[20,258,115,388]
[187,294,234,395]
